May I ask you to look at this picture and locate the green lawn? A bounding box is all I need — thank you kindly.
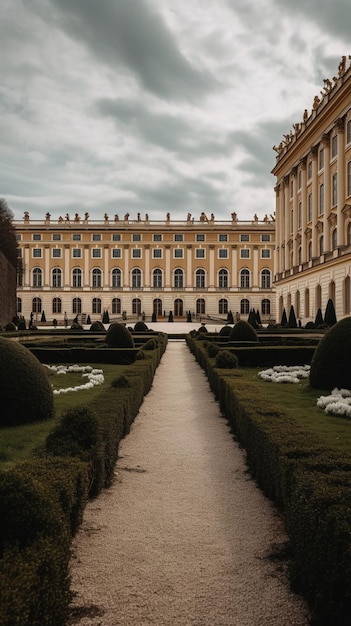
[232,366,351,454]
[0,363,127,470]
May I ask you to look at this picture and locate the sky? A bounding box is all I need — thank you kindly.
[1,0,350,223]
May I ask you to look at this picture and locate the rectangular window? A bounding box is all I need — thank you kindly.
[195,248,205,259]
[52,248,61,258]
[218,249,228,258]
[72,248,82,258]
[308,193,313,221]
[92,248,102,258]
[52,233,61,241]
[153,234,162,242]
[240,248,250,259]
[16,234,22,241]
[307,161,312,179]
[347,161,351,197]
[347,120,351,145]
[174,234,183,242]
[240,234,249,242]
[290,180,293,198]
[219,234,228,241]
[319,148,324,170]
[298,170,302,189]
[174,248,184,258]
[73,233,81,241]
[261,249,271,258]
[33,248,42,258]
[196,234,205,241]
[112,248,122,258]
[153,248,162,258]
[112,234,121,241]
[331,135,338,158]
[17,248,23,257]
[298,201,302,228]
[33,234,41,241]
[332,173,338,206]
[261,234,270,242]
[132,234,141,242]
[92,234,101,241]
[319,183,324,215]
[132,248,141,258]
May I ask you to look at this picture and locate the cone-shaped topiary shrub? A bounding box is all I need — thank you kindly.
[229,320,258,342]
[324,298,337,327]
[310,316,351,390]
[0,337,54,426]
[106,322,135,348]
[134,321,148,331]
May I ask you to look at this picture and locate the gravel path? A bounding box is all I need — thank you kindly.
[69,341,310,626]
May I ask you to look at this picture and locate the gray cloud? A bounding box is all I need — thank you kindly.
[49,0,218,102]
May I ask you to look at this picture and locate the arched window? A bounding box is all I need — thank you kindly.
[332,228,337,250]
[329,280,336,302]
[52,268,62,288]
[132,268,142,288]
[73,297,82,315]
[174,268,184,288]
[174,298,183,316]
[305,288,310,318]
[92,297,101,314]
[315,284,322,311]
[196,298,205,315]
[218,269,228,289]
[261,299,270,315]
[152,268,163,288]
[308,240,312,260]
[33,267,42,288]
[298,246,302,265]
[92,268,102,288]
[32,297,42,313]
[240,298,249,315]
[261,269,271,289]
[112,297,121,315]
[195,268,206,289]
[219,298,228,315]
[17,297,22,313]
[72,268,82,288]
[344,276,351,315]
[295,291,300,319]
[52,297,62,314]
[153,298,162,317]
[112,268,122,288]
[132,298,141,315]
[240,269,250,289]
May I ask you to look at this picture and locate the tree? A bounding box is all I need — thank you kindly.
[288,305,297,328]
[280,308,288,327]
[0,198,17,268]
[324,299,337,327]
[41,310,46,323]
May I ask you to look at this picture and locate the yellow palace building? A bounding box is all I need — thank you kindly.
[15,211,275,325]
[272,55,351,323]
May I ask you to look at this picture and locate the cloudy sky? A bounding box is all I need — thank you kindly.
[1,0,349,222]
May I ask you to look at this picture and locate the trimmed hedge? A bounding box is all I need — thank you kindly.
[186,334,351,625]
[0,332,167,625]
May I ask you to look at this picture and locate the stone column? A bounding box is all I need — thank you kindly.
[322,133,331,252]
[336,117,345,247]
[311,146,319,258]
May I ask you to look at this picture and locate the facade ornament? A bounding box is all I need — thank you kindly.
[24,211,30,221]
[313,95,320,109]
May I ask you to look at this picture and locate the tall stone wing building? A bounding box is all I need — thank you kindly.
[272,55,351,323]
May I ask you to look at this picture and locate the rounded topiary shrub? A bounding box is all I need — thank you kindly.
[90,321,105,331]
[0,337,54,426]
[215,349,239,369]
[219,325,232,337]
[134,321,148,332]
[207,343,219,358]
[310,316,351,390]
[229,320,258,342]
[106,322,135,348]
[5,322,17,332]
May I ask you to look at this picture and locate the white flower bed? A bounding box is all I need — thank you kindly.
[317,388,351,418]
[258,364,351,418]
[258,365,310,384]
[44,364,104,394]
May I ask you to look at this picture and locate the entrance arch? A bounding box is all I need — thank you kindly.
[174,298,183,317]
